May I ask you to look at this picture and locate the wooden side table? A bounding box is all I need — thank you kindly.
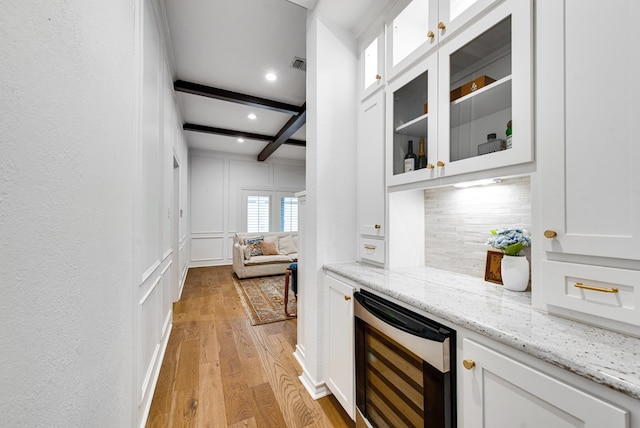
[284,267,297,318]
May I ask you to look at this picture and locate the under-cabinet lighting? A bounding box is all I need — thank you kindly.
[237,138,245,143]
[453,178,502,188]
[247,113,257,120]
[265,72,277,81]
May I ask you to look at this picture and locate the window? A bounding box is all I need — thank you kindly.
[246,195,270,233]
[280,196,298,232]
[243,190,298,233]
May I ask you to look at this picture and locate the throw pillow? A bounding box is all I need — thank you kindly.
[278,235,297,255]
[259,240,279,256]
[246,236,264,257]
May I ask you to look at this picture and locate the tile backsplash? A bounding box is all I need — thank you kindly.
[424,176,531,277]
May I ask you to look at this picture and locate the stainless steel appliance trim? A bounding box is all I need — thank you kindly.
[355,296,450,373]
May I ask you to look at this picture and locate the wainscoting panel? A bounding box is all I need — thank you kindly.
[190,236,224,262]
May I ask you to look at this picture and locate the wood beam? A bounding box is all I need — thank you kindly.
[183,123,305,146]
[258,103,306,161]
[174,80,303,116]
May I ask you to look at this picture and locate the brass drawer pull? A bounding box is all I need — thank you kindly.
[374,224,381,229]
[544,230,557,238]
[364,245,376,251]
[574,282,619,293]
[344,295,351,301]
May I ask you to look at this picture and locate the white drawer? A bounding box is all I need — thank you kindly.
[541,260,640,328]
[360,237,385,265]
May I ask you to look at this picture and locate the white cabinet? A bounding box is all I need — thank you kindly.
[324,274,356,419]
[387,0,503,79]
[535,0,640,334]
[360,25,385,100]
[460,338,629,427]
[358,90,386,264]
[387,0,533,187]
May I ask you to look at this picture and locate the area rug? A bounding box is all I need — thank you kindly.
[233,274,297,325]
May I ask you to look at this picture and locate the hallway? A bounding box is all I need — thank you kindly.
[146,266,353,427]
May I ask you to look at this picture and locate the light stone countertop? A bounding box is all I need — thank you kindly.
[323,261,640,401]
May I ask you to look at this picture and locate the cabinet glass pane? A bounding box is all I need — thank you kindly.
[449,0,479,21]
[393,71,429,175]
[449,16,511,162]
[364,38,379,90]
[392,0,429,66]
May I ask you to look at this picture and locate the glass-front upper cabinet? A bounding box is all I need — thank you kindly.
[386,54,438,186]
[386,0,532,187]
[436,0,532,178]
[387,0,502,79]
[360,25,385,100]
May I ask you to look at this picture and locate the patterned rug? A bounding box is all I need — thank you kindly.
[232,274,297,325]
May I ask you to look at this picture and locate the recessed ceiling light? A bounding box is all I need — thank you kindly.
[237,138,245,143]
[265,72,277,81]
[247,113,257,120]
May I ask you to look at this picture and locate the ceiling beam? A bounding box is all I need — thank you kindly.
[183,123,306,146]
[258,103,306,161]
[174,80,303,116]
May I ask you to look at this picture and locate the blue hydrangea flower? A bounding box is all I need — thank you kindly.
[486,227,531,256]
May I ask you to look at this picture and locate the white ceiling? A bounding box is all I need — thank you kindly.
[163,0,308,161]
[163,0,390,161]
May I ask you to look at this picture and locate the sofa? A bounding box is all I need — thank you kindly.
[232,231,298,279]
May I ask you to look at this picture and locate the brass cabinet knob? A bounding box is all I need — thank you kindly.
[427,30,435,39]
[437,160,445,167]
[463,359,476,370]
[544,230,557,238]
[426,163,435,169]
[438,21,446,30]
[374,224,381,229]
[344,295,351,301]
[375,74,382,80]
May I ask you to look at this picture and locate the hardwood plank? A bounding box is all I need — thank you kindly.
[196,363,227,428]
[250,383,287,427]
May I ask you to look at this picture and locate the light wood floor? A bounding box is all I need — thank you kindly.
[146,265,354,428]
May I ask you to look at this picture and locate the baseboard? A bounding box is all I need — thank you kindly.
[298,367,329,400]
[138,321,172,428]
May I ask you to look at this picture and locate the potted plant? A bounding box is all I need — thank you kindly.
[486,227,531,291]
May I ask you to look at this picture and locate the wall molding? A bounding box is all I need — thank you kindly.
[298,369,329,400]
[139,275,161,306]
[141,259,161,285]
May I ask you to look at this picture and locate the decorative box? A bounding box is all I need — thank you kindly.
[450,75,496,102]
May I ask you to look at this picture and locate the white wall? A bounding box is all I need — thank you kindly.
[0,1,135,426]
[297,7,359,397]
[189,150,305,267]
[0,1,189,426]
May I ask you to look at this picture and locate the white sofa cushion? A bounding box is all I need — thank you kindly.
[278,235,297,255]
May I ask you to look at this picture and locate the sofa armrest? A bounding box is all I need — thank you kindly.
[232,243,246,277]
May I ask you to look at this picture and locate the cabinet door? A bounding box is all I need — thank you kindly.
[438,0,503,43]
[358,91,385,237]
[386,53,438,187]
[325,275,355,419]
[461,339,629,427]
[537,0,640,260]
[386,0,438,80]
[436,0,533,178]
[360,26,385,100]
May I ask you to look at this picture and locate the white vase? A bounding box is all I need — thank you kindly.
[501,255,530,291]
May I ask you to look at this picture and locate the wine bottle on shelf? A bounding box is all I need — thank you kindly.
[506,120,512,149]
[404,140,417,172]
[417,138,427,169]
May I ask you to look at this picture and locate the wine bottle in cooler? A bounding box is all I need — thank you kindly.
[404,140,417,172]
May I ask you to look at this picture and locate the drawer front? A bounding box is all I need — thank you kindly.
[542,260,640,327]
[360,237,385,265]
